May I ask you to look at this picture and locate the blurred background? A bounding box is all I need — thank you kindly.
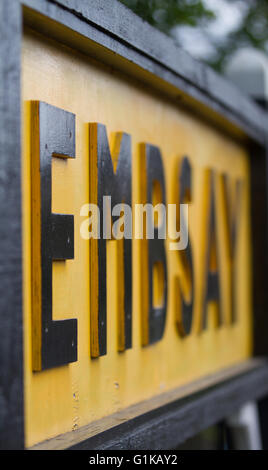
[119,0,268,74]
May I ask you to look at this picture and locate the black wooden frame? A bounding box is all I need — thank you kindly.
[0,0,24,451]
[70,362,268,450]
[1,0,268,449]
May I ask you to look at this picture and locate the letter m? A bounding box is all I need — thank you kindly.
[89,123,132,357]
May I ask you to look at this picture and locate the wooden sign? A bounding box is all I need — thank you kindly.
[2,0,268,451]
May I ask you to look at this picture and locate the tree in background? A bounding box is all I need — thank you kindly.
[119,0,215,35]
[211,0,268,71]
[119,0,268,72]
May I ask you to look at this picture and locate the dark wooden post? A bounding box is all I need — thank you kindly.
[0,0,24,450]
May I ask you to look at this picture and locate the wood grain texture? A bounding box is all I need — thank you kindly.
[0,0,24,450]
[88,123,100,358]
[31,101,77,371]
[30,101,42,371]
[71,360,268,450]
[18,0,268,449]
[0,0,264,451]
[29,359,267,449]
[89,123,132,357]
[22,29,253,446]
[21,0,268,145]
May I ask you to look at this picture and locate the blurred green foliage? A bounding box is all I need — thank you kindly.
[119,0,268,72]
[211,0,268,71]
[119,0,214,34]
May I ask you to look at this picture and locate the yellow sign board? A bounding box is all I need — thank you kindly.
[22,29,251,448]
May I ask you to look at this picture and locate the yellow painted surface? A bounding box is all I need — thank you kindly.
[22,29,252,447]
